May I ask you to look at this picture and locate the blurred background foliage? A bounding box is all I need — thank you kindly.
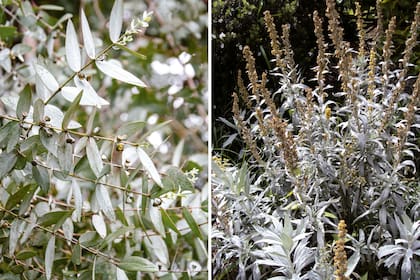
[212,0,419,157]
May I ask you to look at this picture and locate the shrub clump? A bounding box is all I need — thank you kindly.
[212,0,420,279]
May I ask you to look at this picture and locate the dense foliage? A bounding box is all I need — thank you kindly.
[0,0,208,279]
[212,0,420,279]
[212,0,420,156]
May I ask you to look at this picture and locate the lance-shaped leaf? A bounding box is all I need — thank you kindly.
[45,236,55,280]
[116,267,129,280]
[96,59,147,87]
[33,98,44,123]
[0,151,17,178]
[65,19,81,72]
[109,0,123,43]
[62,90,82,130]
[96,185,116,221]
[34,64,59,92]
[92,214,107,238]
[86,137,103,177]
[32,164,50,193]
[80,9,95,59]
[9,219,23,256]
[71,180,82,222]
[182,207,204,240]
[137,146,162,187]
[16,84,32,120]
[118,256,159,272]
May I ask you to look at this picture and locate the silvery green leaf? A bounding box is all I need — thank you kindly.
[72,243,81,265]
[92,214,107,238]
[182,207,204,240]
[16,84,32,120]
[9,219,23,256]
[74,136,88,155]
[33,98,44,123]
[20,213,36,244]
[109,0,123,43]
[62,218,74,244]
[32,164,50,193]
[6,121,20,153]
[345,251,360,277]
[80,9,95,59]
[148,204,165,236]
[71,179,82,222]
[45,235,55,280]
[96,59,147,87]
[39,128,58,156]
[0,48,11,72]
[118,256,159,272]
[137,146,162,187]
[86,137,103,177]
[96,185,115,221]
[116,267,129,280]
[6,184,33,210]
[144,235,169,265]
[0,121,15,145]
[65,19,81,72]
[0,152,17,178]
[34,64,59,92]
[57,141,72,176]
[35,75,49,102]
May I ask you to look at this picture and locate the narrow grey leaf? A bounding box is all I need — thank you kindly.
[71,179,82,222]
[92,214,107,238]
[9,219,23,256]
[65,19,81,72]
[86,137,103,177]
[118,256,159,272]
[109,0,123,43]
[32,164,50,193]
[148,204,165,236]
[80,9,95,59]
[16,85,32,120]
[45,235,55,280]
[137,146,162,187]
[62,218,74,244]
[96,185,115,221]
[33,98,45,123]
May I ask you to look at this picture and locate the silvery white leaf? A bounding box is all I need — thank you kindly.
[34,64,59,92]
[137,146,162,187]
[116,267,129,280]
[92,214,107,238]
[65,19,81,72]
[45,235,55,280]
[109,0,123,43]
[71,179,82,222]
[80,9,96,59]
[96,59,147,87]
[95,185,115,221]
[86,137,104,177]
